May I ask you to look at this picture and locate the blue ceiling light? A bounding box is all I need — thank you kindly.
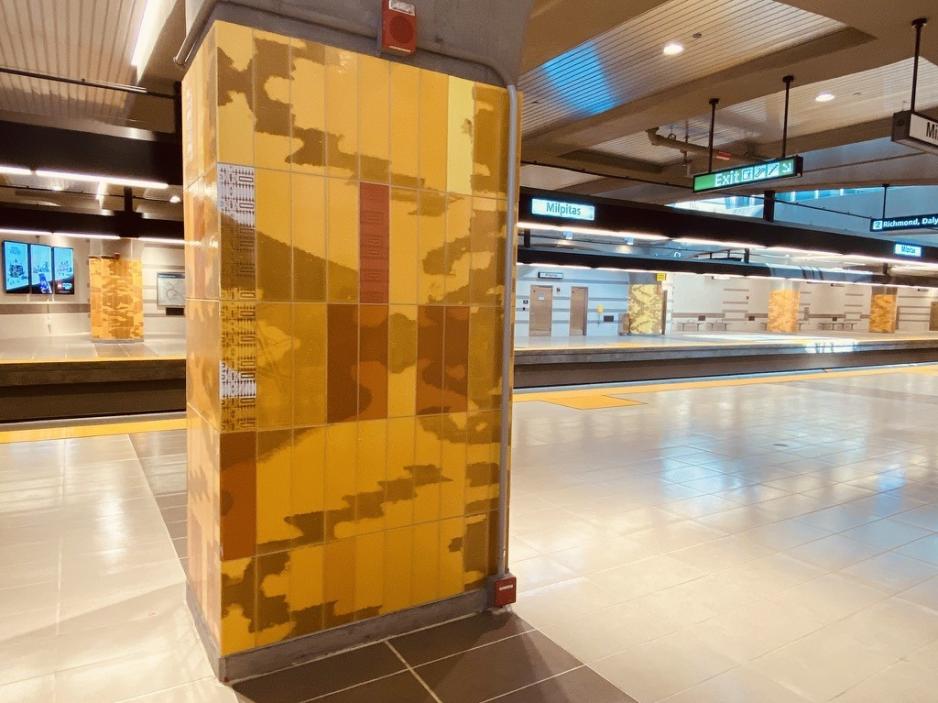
[540,41,619,118]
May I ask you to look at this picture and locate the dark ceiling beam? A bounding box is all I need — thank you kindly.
[523,28,902,159]
[0,204,183,239]
[519,186,938,262]
[0,120,182,186]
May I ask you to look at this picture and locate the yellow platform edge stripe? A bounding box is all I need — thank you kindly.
[0,418,187,444]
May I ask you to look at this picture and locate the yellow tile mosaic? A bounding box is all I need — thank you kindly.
[768,287,800,333]
[184,19,515,657]
[88,257,144,341]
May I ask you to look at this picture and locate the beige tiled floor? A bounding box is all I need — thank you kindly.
[0,434,236,703]
[5,365,938,701]
[511,366,938,702]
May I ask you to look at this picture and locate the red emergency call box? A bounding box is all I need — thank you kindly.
[381,0,417,56]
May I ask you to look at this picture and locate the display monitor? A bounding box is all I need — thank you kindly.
[2,241,30,293]
[29,243,53,294]
[53,246,75,295]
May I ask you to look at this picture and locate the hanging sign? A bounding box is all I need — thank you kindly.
[530,198,596,221]
[871,213,938,232]
[892,111,938,156]
[693,156,803,193]
[893,243,924,258]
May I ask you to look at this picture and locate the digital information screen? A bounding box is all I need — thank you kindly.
[2,241,30,294]
[29,243,53,295]
[53,246,75,294]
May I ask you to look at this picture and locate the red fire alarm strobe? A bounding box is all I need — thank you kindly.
[381,0,417,56]
[489,573,517,608]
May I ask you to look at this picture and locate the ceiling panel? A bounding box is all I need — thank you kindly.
[592,58,938,165]
[519,0,844,136]
[0,0,147,123]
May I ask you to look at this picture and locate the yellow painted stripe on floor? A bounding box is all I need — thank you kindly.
[0,417,187,444]
[516,364,938,404]
[545,396,645,410]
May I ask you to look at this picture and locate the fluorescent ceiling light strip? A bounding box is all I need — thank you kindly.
[675,237,764,249]
[139,236,184,245]
[0,227,52,236]
[34,169,168,190]
[54,231,121,240]
[0,165,31,176]
[518,221,669,241]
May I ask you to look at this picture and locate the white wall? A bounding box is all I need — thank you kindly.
[0,234,185,340]
[515,264,656,338]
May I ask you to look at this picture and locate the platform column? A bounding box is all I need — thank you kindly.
[869,286,898,332]
[181,13,521,678]
[767,280,801,333]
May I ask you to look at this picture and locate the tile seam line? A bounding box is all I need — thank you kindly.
[402,626,536,668]
[227,610,483,685]
[478,664,585,703]
[386,640,444,703]
[297,667,411,703]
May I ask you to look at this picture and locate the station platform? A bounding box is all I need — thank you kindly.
[515,332,938,387]
[0,336,185,422]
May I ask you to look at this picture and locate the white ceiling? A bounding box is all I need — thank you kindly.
[591,57,938,166]
[519,0,844,136]
[0,0,147,124]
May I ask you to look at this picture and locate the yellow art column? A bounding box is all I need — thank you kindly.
[767,281,800,333]
[88,256,144,341]
[869,287,898,332]
[182,20,516,677]
[628,282,664,334]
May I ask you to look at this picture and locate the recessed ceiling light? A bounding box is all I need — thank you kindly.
[662,42,684,56]
[815,92,835,103]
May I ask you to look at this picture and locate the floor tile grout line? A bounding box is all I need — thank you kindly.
[477,665,584,703]
[386,640,444,703]
[297,668,414,703]
[227,610,489,687]
[400,627,536,668]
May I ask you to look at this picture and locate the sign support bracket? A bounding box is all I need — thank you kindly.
[781,75,794,158]
[707,98,719,173]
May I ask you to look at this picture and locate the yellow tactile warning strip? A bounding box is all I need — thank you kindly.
[0,417,187,444]
[0,355,185,365]
[516,364,938,409]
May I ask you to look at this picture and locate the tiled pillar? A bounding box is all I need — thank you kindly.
[182,21,514,667]
[88,256,144,341]
[869,287,898,332]
[767,281,800,333]
[628,283,663,334]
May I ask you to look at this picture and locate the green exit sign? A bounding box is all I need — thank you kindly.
[693,156,803,193]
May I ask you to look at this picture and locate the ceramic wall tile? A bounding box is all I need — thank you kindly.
[389,64,419,188]
[292,173,326,301]
[324,47,358,179]
[253,30,292,171]
[359,55,390,184]
[289,38,325,174]
[255,168,292,301]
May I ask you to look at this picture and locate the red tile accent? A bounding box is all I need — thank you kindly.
[359,183,389,304]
